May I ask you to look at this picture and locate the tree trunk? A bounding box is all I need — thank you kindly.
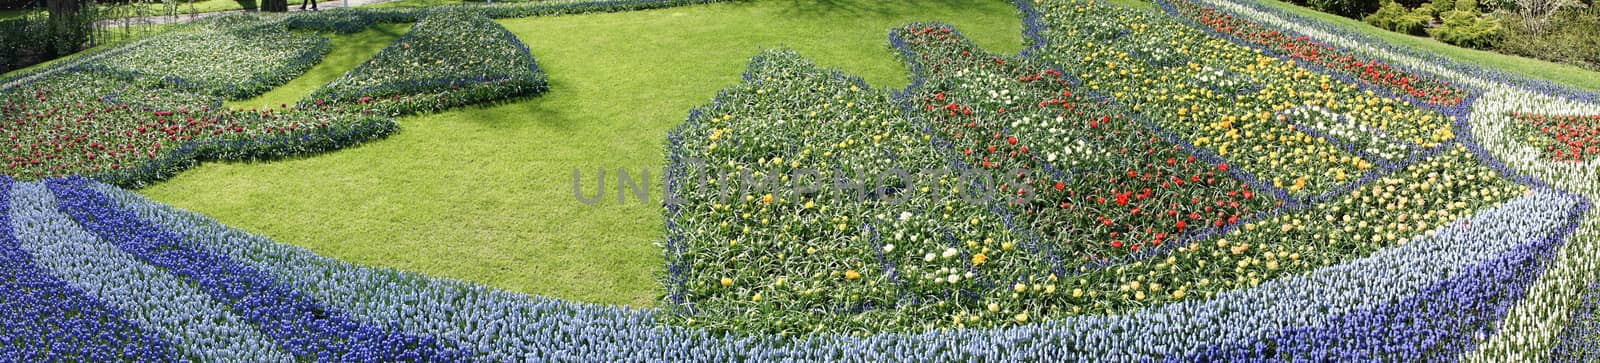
[45,0,84,56]
[46,0,79,24]
[262,0,288,12]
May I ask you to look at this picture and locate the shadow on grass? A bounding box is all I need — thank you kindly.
[775,0,980,18]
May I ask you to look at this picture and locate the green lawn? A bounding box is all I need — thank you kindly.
[227,24,411,109]
[138,0,1025,307]
[1244,0,1600,91]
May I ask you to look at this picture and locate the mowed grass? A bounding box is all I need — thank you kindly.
[227,23,411,109]
[138,0,1025,307]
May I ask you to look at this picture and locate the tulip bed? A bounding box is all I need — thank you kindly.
[0,69,395,187]
[306,10,547,115]
[658,16,1540,336]
[1509,113,1600,163]
[92,16,331,100]
[1034,0,1465,201]
[1164,0,1475,108]
[2,0,1600,360]
[0,9,555,186]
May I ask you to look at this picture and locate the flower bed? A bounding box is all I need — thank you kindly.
[0,177,179,362]
[0,71,396,187]
[660,50,1033,334]
[1162,0,1475,108]
[48,177,467,361]
[0,170,1568,361]
[1,0,1598,359]
[307,10,547,115]
[92,16,331,100]
[1509,113,1600,163]
[1031,0,1456,200]
[656,22,1533,336]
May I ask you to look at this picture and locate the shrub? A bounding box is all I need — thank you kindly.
[1431,0,1454,13]
[1308,0,1383,17]
[1428,9,1503,48]
[1497,8,1600,70]
[1364,0,1432,34]
[0,10,94,74]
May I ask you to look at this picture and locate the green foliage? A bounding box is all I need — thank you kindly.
[1430,0,1453,14]
[1364,0,1431,34]
[0,9,95,73]
[1308,0,1382,17]
[1428,9,1503,48]
[1498,7,1600,70]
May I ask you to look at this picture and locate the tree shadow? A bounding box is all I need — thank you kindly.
[774,0,976,19]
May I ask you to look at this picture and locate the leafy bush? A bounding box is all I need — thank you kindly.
[1430,0,1454,13]
[1364,0,1432,34]
[1308,0,1382,17]
[0,16,51,74]
[1429,9,1503,49]
[0,10,95,74]
[1497,8,1600,70]
[306,10,546,115]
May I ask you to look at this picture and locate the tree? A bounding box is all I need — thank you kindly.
[45,0,86,56]
[1514,0,1582,33]
[262,0,288,12]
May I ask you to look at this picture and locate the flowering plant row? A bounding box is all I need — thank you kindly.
[0,177,180,362]
[8,181,295,362]
[0,167,1575,361]
[1090,0,1600,359]
[1508,113,1599,163]
[93,15,331,100]
[656,23,1530,337]
[307,10,547,115]
[898,24,1276,273]
[0,71,396,187]
[1161,0,1474,108]
[1031,0,1455,200]
[47,177,468,361]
